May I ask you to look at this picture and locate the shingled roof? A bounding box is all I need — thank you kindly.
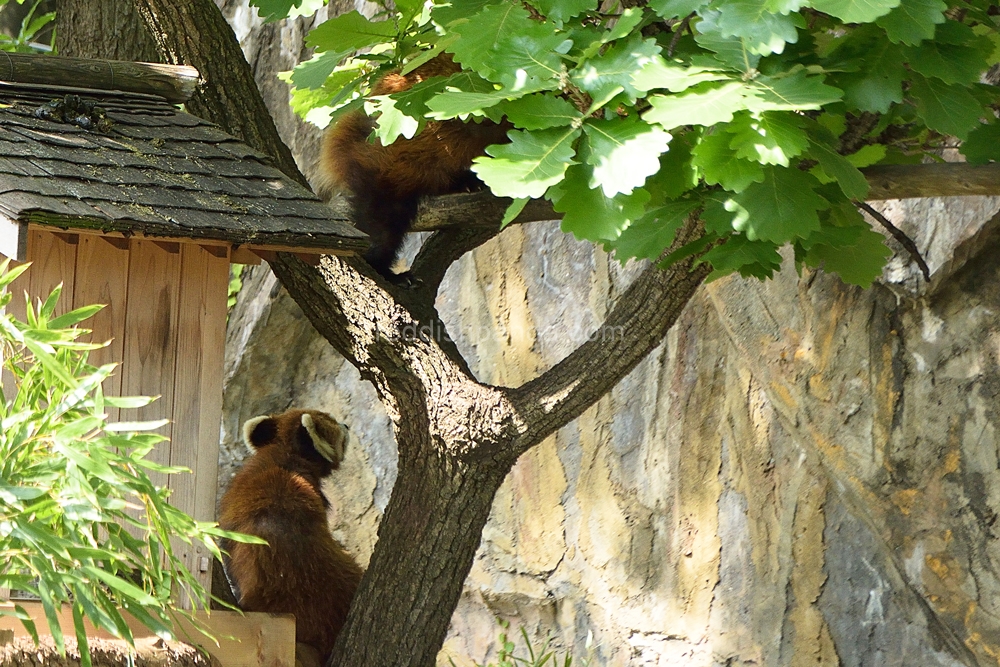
[0,53,366,259]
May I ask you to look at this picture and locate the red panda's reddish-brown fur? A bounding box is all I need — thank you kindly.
[319,55,510,279]
[219,409,363,664]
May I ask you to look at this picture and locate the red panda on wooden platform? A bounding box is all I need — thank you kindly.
[218,409,363,664]
[319,55,509,281]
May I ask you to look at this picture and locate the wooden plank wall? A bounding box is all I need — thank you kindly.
[2,229,231,607]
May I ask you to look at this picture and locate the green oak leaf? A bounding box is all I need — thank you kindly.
[570,35,662,105]
[644,81,750,130]
[501,94,584,130]
[251,0,321,22]
[827,26,906,113]
[501,198,530,227]
[290,49,353,89]
[422,70,519,119]
[449,3,568,90]
[845,144,887,168]
[961,122,1000,163]
[747,70,843,111]
[702,194,750,234]
[650,0,709,18]
[369,96,420,145]
[432,0,496,27]
[693,31,762,72]
[875,0,946,45]
[306,11,397,52]
[632,57,728,93]
[289,85,336,122]
[528,0,598,23]
[727,111,809,166]
[605,8,646,42]
[766,0,808,13]
[646,134,698,199]
[810,0,900,23]
[905,39,991,85]
[472,126,581,198]
[697,2,805,56]
[691,130,765,192]
[582,117,672,196]
[427,89,512,118]
[733,167,828,243]
[550,166,650,241]
[909,75,983,139]
[702,235,784,280]
[607,200,698,261]
[807,141,870,200]
[801,208,891,287]
[389,75,454,118]
[835,41,905,113]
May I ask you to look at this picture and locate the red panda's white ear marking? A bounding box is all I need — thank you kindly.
[243,415,271,449]
[302,413,342,463]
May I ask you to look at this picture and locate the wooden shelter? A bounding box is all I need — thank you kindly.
[0,53,366,667]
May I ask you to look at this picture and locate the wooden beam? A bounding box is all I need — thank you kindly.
[862,163,1000,200]
[0,53,199,103]
[26,224,353,264]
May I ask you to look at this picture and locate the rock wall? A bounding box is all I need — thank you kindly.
[217,4,1000,664]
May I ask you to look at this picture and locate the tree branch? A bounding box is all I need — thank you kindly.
[408,190,558,231]
[376,162,1000,240]
[407,226,503,302]
[863,163,1000,200]
[857,202,931,281]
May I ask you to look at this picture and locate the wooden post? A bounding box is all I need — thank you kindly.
[0,53,198,103]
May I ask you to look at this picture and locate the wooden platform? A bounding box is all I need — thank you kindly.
[0,602,295,667]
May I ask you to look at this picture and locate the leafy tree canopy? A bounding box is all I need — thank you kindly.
[256,0,998,288]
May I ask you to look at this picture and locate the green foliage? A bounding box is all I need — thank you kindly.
[0,0,56,53]
[0,261,261,666]
[267,0,1000,287]
[227,263,246,311]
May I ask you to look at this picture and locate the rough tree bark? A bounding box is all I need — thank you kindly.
[55,0,158,62]
[60,0,1000,665]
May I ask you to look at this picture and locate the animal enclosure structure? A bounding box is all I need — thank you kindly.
[0,53,366,666]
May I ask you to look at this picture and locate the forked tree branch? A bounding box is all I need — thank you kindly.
[407,226,503,302]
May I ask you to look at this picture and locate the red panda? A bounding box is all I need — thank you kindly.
[218,409,363,664]
[319,55,509,281]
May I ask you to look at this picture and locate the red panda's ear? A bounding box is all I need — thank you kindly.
[301,412,346,464]
[243,415,278,449]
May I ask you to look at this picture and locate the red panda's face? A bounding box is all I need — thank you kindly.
[242,409,348,479]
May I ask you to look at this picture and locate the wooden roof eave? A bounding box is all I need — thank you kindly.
[0,210,366,265]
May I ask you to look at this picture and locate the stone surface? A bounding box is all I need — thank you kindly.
[216,4,1000,665]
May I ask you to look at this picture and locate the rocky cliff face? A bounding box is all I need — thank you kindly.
[217,4,1000,664]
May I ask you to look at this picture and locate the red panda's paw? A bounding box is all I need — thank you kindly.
[384,269,422,288]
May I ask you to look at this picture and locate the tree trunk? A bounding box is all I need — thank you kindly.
[333,445,512,665]
[117,1,712,664]
[55,0,159,62]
